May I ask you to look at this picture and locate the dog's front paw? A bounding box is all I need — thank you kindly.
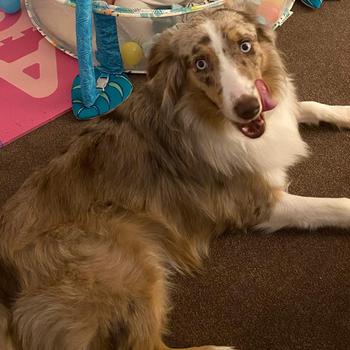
[204,346,237,350]
[326,105,350,129]
[334,106,350,129]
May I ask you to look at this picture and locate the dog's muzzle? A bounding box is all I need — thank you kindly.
[234,79,277,139]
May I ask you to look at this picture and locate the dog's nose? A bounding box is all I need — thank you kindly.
[234,95,261,120]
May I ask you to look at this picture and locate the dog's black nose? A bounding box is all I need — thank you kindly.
[234,95,261,120]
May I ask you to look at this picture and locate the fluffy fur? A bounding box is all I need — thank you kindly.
[1,4,350,350]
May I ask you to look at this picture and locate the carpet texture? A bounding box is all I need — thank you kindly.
[0,2,349,349]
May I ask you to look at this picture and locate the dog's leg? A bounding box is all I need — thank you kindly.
[11,278,167,350]
[297,101,350,128]
[257,191,350,233]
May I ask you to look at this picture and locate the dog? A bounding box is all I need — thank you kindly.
[1,2,350,349]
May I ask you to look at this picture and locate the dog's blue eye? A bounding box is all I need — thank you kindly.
[240,41,252,53]
[195,59,208,71]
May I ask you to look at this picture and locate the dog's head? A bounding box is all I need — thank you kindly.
[147,2,286,139]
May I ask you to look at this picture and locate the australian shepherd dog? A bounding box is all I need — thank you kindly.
[1,2,350,349]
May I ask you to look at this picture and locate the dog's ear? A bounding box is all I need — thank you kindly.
[225,0,276,44]
[147,27,187,114]
[224,0,257,14]
[257,23,276,45]
[147,30,174,80]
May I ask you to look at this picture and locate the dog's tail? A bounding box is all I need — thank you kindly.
[0,304,15,350]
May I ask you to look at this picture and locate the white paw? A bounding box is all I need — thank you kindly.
[197,345,237,350]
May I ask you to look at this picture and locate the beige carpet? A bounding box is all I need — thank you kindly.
[1,2,349,349]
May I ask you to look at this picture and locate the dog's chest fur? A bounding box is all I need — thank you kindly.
[248,85,308,188]
[202,79,308,190]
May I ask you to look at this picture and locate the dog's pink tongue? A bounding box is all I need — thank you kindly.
[255,79,277,112]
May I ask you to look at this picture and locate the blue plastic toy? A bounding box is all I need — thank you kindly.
[0,0,21,13]
[71,0,133,120]
[300,0,324,8]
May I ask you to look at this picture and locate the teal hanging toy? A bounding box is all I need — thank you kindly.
[300,0,324,8]
[71,0,133,120]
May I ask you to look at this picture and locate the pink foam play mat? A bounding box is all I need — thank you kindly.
[0,2,78,147]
